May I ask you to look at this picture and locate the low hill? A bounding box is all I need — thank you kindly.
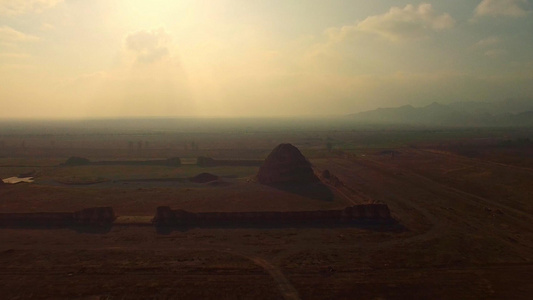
[348,99,533,126]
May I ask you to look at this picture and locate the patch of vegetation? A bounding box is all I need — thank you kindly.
[63,156,91,166]
[165,157,181,166]
[56,176,108,185]
[197,156,216,167]
[497,138,532,148]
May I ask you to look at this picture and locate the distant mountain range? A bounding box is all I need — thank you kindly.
[348,99,533,126]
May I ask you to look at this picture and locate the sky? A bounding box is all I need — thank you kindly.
[0,0,532,118]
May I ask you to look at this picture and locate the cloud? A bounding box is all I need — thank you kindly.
[40,23,55,31]
[0,0,63,15]
[299,4,456,79]
[485,49,507,57]
[0,52,30,59]
[0,26,39,45]
[474,0,531,17]
[52,27,193,118]
[125,28,172,64]
[472,37,506,58]
[340,3,455,41]
[474,36,501,48]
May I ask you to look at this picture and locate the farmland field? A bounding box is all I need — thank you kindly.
[1,121,533,299]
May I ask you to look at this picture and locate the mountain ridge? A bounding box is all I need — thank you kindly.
[348,99,533,126]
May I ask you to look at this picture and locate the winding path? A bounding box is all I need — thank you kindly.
[222,249,301,300]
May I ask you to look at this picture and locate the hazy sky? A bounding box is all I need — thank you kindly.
[1,0,532,118]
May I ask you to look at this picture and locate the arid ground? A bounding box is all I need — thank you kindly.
[1,125,533,299]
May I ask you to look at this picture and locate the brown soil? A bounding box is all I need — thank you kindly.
[2,145,533,299]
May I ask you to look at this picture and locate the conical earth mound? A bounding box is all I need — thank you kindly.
[257,143,319,184]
